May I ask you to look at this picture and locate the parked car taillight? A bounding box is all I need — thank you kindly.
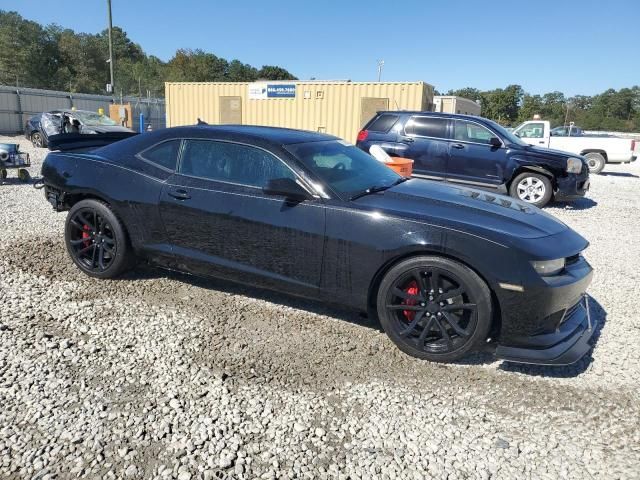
[357,130,369,142]
[632,140,636,152]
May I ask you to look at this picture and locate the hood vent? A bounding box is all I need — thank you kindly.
[463,190,533,214]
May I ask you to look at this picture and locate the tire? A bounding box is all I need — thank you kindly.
[509,172,553,208]
[584,152,605,174]
[17,169,30,182]
[31,131,45,148]
[64,199,135,279]
[376,256,492,363]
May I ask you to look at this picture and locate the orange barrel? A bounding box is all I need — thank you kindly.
[386,157,414,177]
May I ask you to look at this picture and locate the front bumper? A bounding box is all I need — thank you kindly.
[555,172,589,201]
[495,294,594,365]
[493,255,594,365]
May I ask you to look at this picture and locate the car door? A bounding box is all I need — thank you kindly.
[159,138,326,292]
[398,116,451,179]
[446,119,507,188]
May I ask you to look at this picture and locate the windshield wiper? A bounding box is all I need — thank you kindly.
[349,177,409,201]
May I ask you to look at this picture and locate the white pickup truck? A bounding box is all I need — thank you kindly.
[513,120,638,173]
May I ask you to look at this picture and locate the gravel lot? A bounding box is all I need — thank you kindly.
[1,135,639,479]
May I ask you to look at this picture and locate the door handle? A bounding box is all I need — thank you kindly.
[402,137,415,143]
[451,143,465,149]
[168,189,191,200]
[538,141,545,144]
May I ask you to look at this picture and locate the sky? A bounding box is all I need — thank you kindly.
[4,0,639,96]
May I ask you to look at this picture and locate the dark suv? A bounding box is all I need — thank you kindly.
[356,112,590,208]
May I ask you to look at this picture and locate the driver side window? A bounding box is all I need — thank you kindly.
[179,140,296,188]
[454,120,494,144]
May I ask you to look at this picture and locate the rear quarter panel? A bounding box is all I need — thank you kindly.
[42,152,170,253]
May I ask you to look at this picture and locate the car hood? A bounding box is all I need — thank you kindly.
[514,143,575,160]
[354,179,568,240]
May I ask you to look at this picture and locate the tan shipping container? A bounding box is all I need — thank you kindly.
[165,81,434,143]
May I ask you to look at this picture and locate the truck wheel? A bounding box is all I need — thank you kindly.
[509,172,553,208]
[584,153,605,174]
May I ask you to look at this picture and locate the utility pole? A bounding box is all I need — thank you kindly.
[377,60,385,82]
[107,0,115,95]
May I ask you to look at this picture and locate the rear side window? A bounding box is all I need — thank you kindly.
[139,140,181,171]
[367,114,399,132]
[179,140,295,188]
[406,116,448,139]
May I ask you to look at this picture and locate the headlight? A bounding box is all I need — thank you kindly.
[566,157,583,173]
[531,258,565,276]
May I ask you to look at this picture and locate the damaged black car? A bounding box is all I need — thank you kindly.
[40,126,594,365]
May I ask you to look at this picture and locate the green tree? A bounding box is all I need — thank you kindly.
[445,87,481,102]
[257,65,297,80]
[0,10,59,88]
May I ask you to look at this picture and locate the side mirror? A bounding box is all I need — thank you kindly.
[489,137,502,147]
[263,177,312,201]
[514,132,520,138]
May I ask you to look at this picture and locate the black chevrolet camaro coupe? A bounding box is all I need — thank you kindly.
[41,126,594,365]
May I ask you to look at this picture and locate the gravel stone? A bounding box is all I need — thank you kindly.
[0,135,639,479]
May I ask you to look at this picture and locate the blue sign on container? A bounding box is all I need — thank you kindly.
[267,84,296,98]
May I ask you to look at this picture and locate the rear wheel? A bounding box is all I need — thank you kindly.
[65,199,135,279]
[509,172,553,208]
[376,256,492,363]
[584,152,605,174]
[31,132,44,148]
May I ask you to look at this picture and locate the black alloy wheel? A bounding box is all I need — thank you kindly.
[65,199,134,278]
[377,256,492,362]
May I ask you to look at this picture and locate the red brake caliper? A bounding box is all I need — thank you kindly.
[402,280,419,321]
[82,224,91,248]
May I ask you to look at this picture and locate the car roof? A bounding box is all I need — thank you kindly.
[165,125,339,145]
[379,111,486,122]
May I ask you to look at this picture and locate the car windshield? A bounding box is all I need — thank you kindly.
[487,119,528,146]
[72,111,118,126]
[285,140,401,199]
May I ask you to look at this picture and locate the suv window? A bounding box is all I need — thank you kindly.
[139,140,181,170]
[405,116,448,139]
[180,140,295,188]
[368,114,399,132]
[454,120,495,144]
[516,122,545,139]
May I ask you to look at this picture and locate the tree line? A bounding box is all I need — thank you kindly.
[0,10,296,98]
[2,10,638,132]
[440,85,640,132]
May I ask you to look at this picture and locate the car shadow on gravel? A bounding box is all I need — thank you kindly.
[0,177,34,186]
[122,265,385,333]
[497,295,607,378]
[599,171,639,178]
[553,197,598,211]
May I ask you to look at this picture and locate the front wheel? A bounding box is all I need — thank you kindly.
[584,152,605,174]
[509,172,553,208]
[31,132,45,148]
[376,256,492,363]
[65,199,135,279]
